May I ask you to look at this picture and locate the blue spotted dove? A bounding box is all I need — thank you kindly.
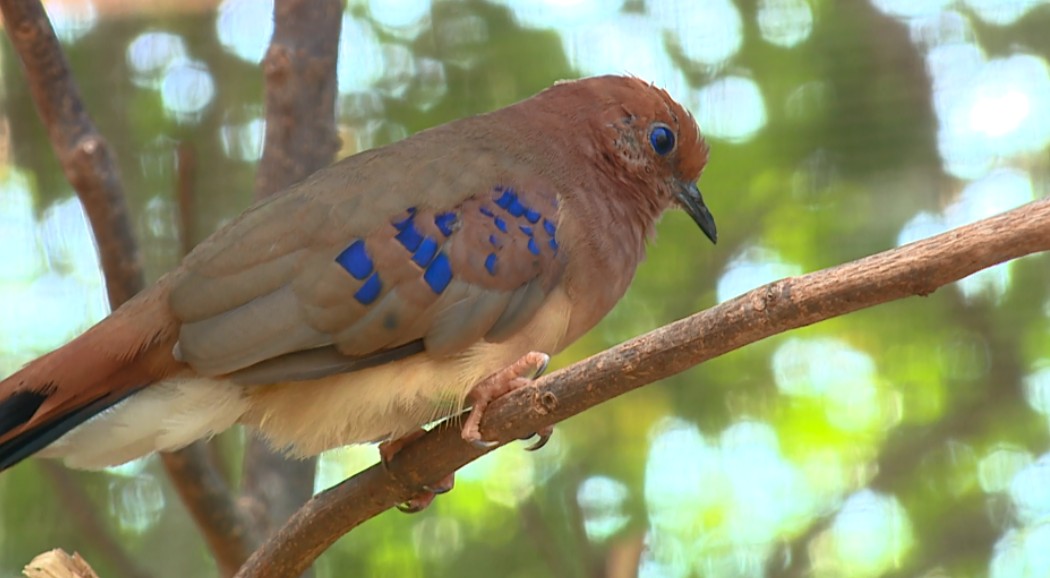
[0,76,716,501]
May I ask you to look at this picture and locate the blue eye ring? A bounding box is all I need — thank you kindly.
[649,124,676,156]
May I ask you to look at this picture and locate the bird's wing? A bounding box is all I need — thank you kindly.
[169,150,566,383]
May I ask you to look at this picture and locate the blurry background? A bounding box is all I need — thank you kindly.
[2,0,1050,576]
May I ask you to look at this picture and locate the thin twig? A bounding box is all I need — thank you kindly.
[235,198,1050,578]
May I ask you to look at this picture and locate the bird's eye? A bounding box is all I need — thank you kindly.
[649,125,676,156]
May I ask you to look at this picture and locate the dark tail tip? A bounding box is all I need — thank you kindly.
[0,390,48,435]
[0,392,132,472]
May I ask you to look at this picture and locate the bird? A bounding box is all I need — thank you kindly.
[0,75,716,504]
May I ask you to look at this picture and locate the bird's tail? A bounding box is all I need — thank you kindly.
[0,285,181,471]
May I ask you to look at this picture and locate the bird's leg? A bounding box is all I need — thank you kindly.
[462,351,554,450]
[379,429,454,513]
[379,351,552,512]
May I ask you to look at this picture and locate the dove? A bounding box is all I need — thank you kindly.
[0,76,716,503]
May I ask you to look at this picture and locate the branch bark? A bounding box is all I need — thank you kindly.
[235,198,1050,578]
[241,0,342,542]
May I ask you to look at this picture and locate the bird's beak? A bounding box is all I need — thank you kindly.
[675,180,717,244]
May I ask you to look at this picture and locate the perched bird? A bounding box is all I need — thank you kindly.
[0,76,716,494]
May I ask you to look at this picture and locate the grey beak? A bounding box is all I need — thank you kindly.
[675,180,717,244]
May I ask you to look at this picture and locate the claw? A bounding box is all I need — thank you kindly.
[422,484,452,495]
[470,438,500,450]
[422,473,455,495]
[532,353,551,379]
[397,499,430,514]
[380,430,453,513]
[524,433,550,452]
[521,426,554,451]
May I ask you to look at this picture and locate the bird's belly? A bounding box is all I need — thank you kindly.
[241,289,574,456]
[241,351,498,456]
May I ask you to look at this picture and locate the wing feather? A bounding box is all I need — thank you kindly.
[169,156,565,384]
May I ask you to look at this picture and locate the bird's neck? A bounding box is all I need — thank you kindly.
[558,186,656,344]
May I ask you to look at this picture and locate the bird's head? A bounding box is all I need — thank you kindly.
[544,75,717,244]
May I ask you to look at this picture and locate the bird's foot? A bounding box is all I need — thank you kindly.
[379,429,454,513]
[462,351,553,449]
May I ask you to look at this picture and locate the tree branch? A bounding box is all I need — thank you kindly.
[253,0,341,198]
[235,198,1050,578]
[0,0,142,304]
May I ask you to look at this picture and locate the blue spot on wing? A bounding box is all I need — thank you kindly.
[393,208,416,231]
[485,253,498,275]
[354,273,382,305]
[506,197,525,217]
[335,240,373,280]
[495,189,515,209]
[490,187,556,255]
[395,216,424,252]
[412,237,439,267]
[434,213,457,236]
[424,253,453,294]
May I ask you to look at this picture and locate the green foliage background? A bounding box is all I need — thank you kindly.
[1,1,1049,577]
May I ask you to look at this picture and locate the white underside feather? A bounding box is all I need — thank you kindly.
[39,377,248,469]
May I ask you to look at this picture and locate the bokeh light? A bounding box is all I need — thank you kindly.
[652,0,744,67]
[3,1,1050,576]
[825,490,913,576]
[126,31,188,88]
[577,476,631,542]
[46,0,98,44]
[498,0,623,29]
[216,0,274,63]
[758,0,814,48]
[369,0,431,38]
[690,76,768,142]
[160,60,216,122]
